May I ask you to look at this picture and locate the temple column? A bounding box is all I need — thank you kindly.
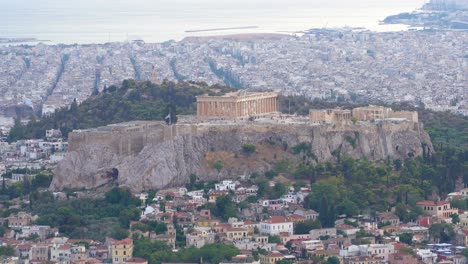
[260,98,263,114]
[234,102,237,118]
[231,102,234,117]
[241,101,244,117]
[245,101,247,116]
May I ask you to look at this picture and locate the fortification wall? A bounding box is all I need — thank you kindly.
[53,119,433,192]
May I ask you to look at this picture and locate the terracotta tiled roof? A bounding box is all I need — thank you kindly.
[416,201,450,206]
[263,216,290,224]
[267,252,283,258]
[58,244,71,250]
[17,244,32,249]
[288,214,306,220]
[110,238,132,245]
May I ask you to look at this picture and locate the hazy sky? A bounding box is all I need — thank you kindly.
[3,0,428,12]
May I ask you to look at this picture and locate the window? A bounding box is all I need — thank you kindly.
[123,251,126,255]
[115,258,119,262]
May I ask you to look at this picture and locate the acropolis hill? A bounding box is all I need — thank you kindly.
[51,93,433,192]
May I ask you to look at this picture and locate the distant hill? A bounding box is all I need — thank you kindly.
[7,80,236,142]
[423,0,468,11]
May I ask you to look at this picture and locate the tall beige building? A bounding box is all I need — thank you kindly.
[197,91,279,118]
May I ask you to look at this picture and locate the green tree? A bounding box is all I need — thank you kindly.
[294,220,322,234]
[268,235,281,244]
[134,238,170,260]
[213,160,224,173]
[336,199,359,217]
[241,144,256,154]
[0,246,15,256]
[214,195,237,221]
[271,182,288,199]
[119,208,141,228]
[327,256,340,264]
[187,174,197,191]
[429,223,455,243]
[265,170,278,179]
[306,181,340,227]
[450,213,460,224]
[398,233,413,245]
[110,227,129,240]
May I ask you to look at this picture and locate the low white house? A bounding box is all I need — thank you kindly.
[215,180,237,191]
[340,244,394,261]
[260,216,293,236]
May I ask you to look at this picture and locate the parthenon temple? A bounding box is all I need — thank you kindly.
[197,91,279,118]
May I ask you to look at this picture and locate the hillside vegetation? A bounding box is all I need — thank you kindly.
[8,80,235,141]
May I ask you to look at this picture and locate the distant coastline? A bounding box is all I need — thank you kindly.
[185,26,259,33]
[0,37,50,44]
[382,0,468,31]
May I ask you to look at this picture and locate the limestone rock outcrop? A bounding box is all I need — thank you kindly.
[51,119,433,192]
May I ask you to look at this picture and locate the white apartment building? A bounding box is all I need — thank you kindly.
[260,216,293,236]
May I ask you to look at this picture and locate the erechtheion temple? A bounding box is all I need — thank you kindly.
[309,105,418,124]
[197,91,279,118]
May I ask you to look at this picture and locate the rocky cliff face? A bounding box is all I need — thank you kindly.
[51,119,433,192]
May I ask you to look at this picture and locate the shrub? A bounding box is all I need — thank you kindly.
[241,144,256,154]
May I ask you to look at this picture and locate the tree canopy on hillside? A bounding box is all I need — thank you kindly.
[8,80,236,141]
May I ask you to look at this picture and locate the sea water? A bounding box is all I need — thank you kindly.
[1,0,427,44]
